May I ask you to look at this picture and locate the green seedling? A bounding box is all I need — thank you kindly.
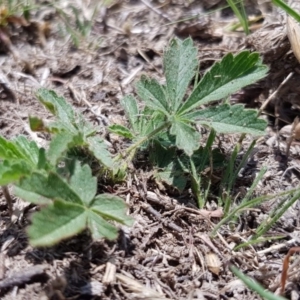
[0,88,132,246]
[111,38,268,157]
[14,161,133,247]
[110,37,268,204]
[31,88,116,175]
[0,37,270,247]
[0,135,133,246]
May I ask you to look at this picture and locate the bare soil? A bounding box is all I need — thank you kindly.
[1,1,300,299]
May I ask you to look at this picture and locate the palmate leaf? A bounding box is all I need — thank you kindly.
[14,136,40,166]
[0,136,46,186]
[138,108,166,138]
[15,163,133,247]
[178,51,269,114]
[154,161,187,192]
[29,116,48,132]
[87,210,119,240]
[34,89,79,135]
[14,185,52,205]
[186,104,267,135]
[163,37,198,111]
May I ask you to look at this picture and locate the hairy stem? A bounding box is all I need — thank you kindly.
[118,121,171,163]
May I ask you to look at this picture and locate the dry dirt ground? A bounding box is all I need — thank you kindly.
[2,0,300,299]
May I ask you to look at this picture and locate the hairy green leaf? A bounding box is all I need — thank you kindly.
[87,210,119,240]
[28,200,87,247]
[179,51,268,114]
[14,136,40,166]
[170,119,200,156]
[0,136,26,161]
[138,108,167,142]
[90,194,133,226]
[186,104,267,135]
[87,136,115,170]
[154,161,187,191]
[17,172,83,204]
[37,148,48,170]
[0,136,44,186]
[0,161,31,186]
[108,124,134,139]
[36,88,75,126]
[15,163,133,246]
[47,132,79,165]
[14,185,52,205]
[70,162,96,206]
[121,95,139,132]
[136,76,169,114]
[149,140,176,167]
[164,37,198,110]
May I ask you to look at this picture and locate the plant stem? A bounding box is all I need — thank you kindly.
[124,121,170,158]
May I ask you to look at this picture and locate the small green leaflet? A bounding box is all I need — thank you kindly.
[186,104,267,135]
[178,51,268,114]
[170,119,200,156]
[164,37,198,111]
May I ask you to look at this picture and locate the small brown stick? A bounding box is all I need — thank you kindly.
[281,247,300,295]
[285,117,300,157]
[258,72,294,115]
[141,203,183,233]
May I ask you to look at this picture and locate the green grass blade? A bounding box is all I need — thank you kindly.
[234,235,285,251]
[230,266,287,300]
[272,0,300,22]
[212,188,299,236]
[254,190,300,239]
[227,0,250,34]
